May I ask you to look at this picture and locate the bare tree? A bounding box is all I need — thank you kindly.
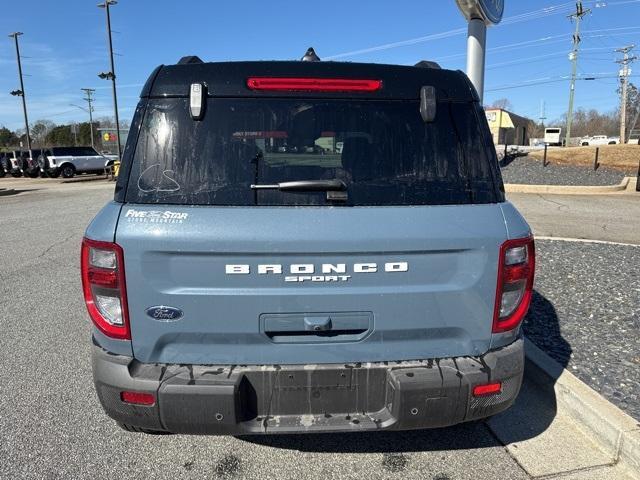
[551,109,619,138]
[30,120,56,147]
[490,98,513,111]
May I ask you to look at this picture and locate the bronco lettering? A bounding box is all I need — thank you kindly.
[225,262,409,282]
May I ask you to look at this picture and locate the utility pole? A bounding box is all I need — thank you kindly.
[616,45,637,144]
[81,88,96,149]
[565,2,591,147]
[98,0,122,160]
[8,32,31,152]
[539,100,547,128]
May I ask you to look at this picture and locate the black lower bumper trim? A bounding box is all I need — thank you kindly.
[92,338,524,434]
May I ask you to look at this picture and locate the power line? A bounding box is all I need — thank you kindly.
[486,73,638,92]
[433,27,640,64]
[486,46,620,70]
[324,1,580,60]
[323,1,640,61]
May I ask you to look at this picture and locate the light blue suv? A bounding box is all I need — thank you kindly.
[82,54,535,435]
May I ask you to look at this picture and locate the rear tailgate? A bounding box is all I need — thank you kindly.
[116,204,507,365]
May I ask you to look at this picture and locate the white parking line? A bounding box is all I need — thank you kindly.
[535,236,640,247]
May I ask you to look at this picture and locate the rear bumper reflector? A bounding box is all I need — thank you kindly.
[473,382,503,397]
[92,338,524,435]
[120,391,156,406]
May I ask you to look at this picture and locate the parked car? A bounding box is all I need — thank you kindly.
[38,146,118,178]
[83,54,534,435]
[0,150,47,178]
[0,153,10,177]
[22,149,44,178]
[581,135,619,146]
[3,150,29,177]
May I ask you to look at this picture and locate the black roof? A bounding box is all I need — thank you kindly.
[141,61,478,102]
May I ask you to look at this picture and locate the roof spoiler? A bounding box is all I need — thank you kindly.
[414,60,441,69]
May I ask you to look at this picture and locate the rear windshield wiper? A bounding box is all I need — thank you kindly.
[251,179,346,192]
[251,179,348,202]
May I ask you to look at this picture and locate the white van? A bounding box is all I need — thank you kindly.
[544,127,563,146]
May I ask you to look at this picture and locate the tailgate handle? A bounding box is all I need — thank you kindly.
[304,316,332,332]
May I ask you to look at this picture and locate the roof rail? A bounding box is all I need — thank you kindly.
[178,55,203,65]
[414,60,441,69]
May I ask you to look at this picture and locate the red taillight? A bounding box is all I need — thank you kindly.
[473,382,502,397]
[246,77,383,92]
[493,237,535,333]
[120,391,155,406]
[81,237,130,340]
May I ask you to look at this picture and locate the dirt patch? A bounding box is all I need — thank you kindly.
[528,144,639,172]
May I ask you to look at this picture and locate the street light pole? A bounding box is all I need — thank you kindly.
[81,88,96,149]
[9,32,31,152]
[98,0,122,161]
[466,18,487,104]
[455,1,505,104]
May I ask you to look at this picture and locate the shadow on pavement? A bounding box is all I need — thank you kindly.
[498,153,518,168]
[0,189,35,196]
[240,291,571,453]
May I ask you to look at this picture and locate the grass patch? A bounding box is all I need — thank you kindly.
[528,144,639,172]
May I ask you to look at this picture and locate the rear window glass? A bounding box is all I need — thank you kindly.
[125,98,499,206]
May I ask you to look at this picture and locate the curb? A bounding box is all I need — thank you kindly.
[61,175,109,184]
[525,338,640,476]
[0,188,16,197]
[505,176,631,195]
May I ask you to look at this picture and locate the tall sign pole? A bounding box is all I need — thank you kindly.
[9,32,31,152]
[455,0,505,104]
[98,0,122,161]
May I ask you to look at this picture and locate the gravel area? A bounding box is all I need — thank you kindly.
[500,155,627,186]
[524,239,640,420]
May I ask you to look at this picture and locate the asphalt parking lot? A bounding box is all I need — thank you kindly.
[0,179,638,479]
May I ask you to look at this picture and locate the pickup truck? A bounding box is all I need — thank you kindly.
[581,135,619,146]
[83,52,534,435]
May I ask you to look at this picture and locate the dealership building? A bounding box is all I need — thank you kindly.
[484,108,533,146]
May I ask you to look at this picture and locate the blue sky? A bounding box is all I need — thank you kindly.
[1,0,639,131]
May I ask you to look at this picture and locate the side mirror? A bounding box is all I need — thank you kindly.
[420,86,437,123]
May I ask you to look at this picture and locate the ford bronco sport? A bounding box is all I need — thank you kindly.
[82,52,535,435]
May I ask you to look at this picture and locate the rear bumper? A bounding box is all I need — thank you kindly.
[92,337,524,435]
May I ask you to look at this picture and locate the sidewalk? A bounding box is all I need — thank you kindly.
[488,344,639,479]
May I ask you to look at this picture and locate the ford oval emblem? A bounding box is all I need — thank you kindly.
[477,0,504,24]
[145,306,184,322]
[456,0,504,25]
